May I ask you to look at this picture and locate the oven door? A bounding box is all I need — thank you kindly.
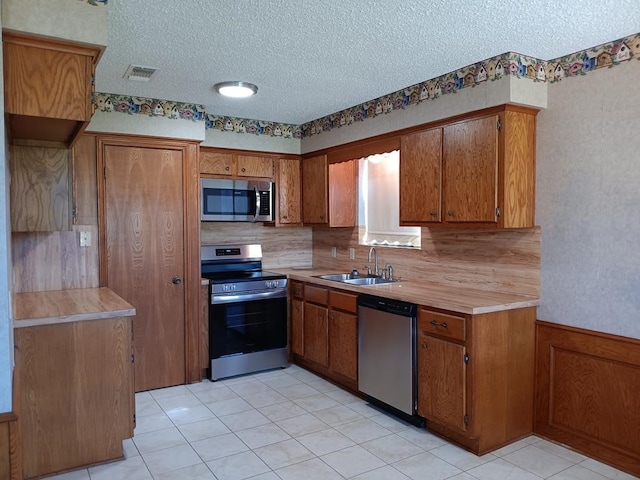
[209,291,287,359]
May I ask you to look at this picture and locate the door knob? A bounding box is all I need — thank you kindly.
[172,276,182,285]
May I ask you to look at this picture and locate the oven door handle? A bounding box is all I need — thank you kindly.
[212,289,287,304]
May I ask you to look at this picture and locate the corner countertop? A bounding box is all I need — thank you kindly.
[13,287,136,328]
[274,268,539,315]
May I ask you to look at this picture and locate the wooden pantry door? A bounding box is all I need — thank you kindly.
[102,143,186,392]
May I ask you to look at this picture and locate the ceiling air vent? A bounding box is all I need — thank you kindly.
[123,64,158,82]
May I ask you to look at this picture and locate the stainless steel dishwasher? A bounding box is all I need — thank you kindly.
[358,294,424,426]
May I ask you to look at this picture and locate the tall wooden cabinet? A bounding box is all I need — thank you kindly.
[400,105,537,228]
[276,157,302,225]
[417,306,536,454]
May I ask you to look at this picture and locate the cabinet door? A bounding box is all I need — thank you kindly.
[237,155,274,178]
[291,297,304,356]
[10,145,72,232]
[303,302,328,366]
[443,115,498,223]
[328,160,357,227]
[417,334,467,432]
[302,155,328,224]
[400,128,443,223]
[200,150,234,175]
[329,309,357,382]
[277,158,302,224]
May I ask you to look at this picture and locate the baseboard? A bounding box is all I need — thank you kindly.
[535,320,640,477]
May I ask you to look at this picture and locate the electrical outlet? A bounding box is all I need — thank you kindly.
[79,231,91,247]
[349,248,355,260]
[331,246,337,258]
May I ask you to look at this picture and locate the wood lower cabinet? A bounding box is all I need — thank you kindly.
[400,105,537,228]
[417,306,536,454]
[293,282,358,390]
[15,317,134,479]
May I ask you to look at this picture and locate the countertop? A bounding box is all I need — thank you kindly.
[275,268,539,315]
[13,287,136,328]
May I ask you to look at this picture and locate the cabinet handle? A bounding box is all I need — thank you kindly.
[447,211,454,217]
[421,343,427,349]
[430,320,448,329]
[241,167,246,172]
[330,315,335,321]
[172,276,182,285]
[429,210,437,216]
[225,166,229,171]
[283,215,288,219]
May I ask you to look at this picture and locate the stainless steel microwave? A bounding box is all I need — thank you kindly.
[201,178,274,222]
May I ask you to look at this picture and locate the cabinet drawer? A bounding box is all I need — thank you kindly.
[329,289,357,313]
[290,281,304,300]
[304,284,328,305]
[419,309,466,341]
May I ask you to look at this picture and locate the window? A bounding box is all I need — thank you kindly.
[358,150,421,248]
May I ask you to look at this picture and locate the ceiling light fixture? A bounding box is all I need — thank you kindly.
[214,81,258,98]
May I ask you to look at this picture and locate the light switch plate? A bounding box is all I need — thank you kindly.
[349,248,355,260]
[331,246,337,258]
[80,231,91,247]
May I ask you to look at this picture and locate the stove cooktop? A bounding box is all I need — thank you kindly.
[202,270,286,284]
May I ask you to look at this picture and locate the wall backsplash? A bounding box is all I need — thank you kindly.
[312,226,541,297]
[200,222,313,269]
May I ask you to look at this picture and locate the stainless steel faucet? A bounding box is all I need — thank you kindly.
[368,246,378,276]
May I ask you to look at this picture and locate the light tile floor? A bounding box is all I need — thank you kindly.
[49,364,638,480]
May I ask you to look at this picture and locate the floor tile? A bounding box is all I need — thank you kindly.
[190,432,249,462]
[219,408,271,431]
[533,439,588,464]
[177,417,231,442]
[276,413,328,437]
[149,384,191,400]
[246,473,281,480]
[467,457,543,480]
[133,412,174,435]
[206,450,270,480]
[235,422,291,449]
[305,378,339,393]
[259,373,303,389]
[228,379,273,397]
[165,404,216,426]
[396,426,448,450]
[312,404,364,426]
[580,458,640,480]
[155,391,201,411]
[46,469,91,480]
[192,385,239,404]
[430,443,496,470]
[335,417,393,443]
[244,389,288,408]
[491,435,541,457]
[393,451,462,480]
[321,444,386,478]
[88,454,152,480]
[259,400,308,422]
[360,433,424,463]
[287,369,323,383]
[368,412,412,433]
[135,397,163,417]
[153,462,217,480]
[253,438,315,469]
[135,391,153,402]
[548,464,610,480]
[325,388,361,404]
[123,437,139,458]
[296,427,356,456]
[276,383,321,400]
[504,444,574,478]
[206,397,254,416]
[344,400,382,418]
[275,457,344,480]
[141,443,203,476]
[294,393,341,412]
[350,464,412,480]
[132,426,187,454]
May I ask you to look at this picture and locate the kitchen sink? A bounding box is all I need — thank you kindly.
[313,273,400,286]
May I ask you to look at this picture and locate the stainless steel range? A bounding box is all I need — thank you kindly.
[201,244,289,381]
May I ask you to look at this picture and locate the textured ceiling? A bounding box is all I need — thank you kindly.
[95,0,640,125]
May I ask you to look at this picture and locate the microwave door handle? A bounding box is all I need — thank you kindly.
[253,186,260,222]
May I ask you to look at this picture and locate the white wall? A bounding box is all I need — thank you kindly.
[0,3,14,413]
[536,60,640,339]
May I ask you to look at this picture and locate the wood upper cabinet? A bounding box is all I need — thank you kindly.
[277,157,302,225]
[10,145,72,232]
[3,31,102,146]
[302,154,328,224]
[417,306,536,455]
[400,105,537,228]
[400,127,443,223]
[302,155,356,226]
[199,148,274,178]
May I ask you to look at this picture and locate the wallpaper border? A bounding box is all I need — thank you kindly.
[93,32,640,140]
